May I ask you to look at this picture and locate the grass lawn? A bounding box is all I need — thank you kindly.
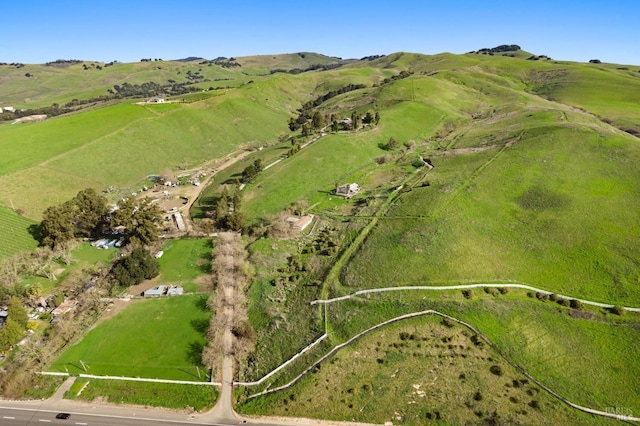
[50,295,211,381]
[65,377,217,411]
[157,238,212,283]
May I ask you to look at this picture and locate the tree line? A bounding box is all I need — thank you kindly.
[40,188,162,248]
[270,62,343,75]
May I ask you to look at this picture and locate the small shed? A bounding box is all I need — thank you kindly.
[144,285,166,297]
[293,215,314,231]
[336,183,361,198]
[173,212,186,231]
[166,286,184,296]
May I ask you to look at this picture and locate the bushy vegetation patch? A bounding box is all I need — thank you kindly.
[325,295,640,415]
[239,316,602,425]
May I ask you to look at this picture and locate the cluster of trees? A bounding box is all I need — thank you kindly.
[527,55,552,61]
[107,81,200,98]
[111,197,163,245]
[41,188,162,249]
[212,187,245,232]
[379,70,414,85]
[0,62,25,68]
[474,44,521,54]
[140,58,163,62]
[288,84,367,131]
[0,103,74,122]
[199,58,241,68]
[379,136,400,151]
[0,242,77,293]
[41,189,109,248]
[270,62,342,75]
[202,232,255,379]
[45,59,82,66]
[241,159,264,184]
[360,54,385,61]
[286,141,302,157]
[185,70,205,81]
[304,227,340,256]
[0,297,30,352]
[111,248,159,287]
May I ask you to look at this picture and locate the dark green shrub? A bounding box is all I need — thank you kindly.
[489,365,503,376]
[610,305,626,316]
[569,299,583,310]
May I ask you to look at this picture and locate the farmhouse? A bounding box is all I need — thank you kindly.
[147,97,165,103]
[289,215,314,231]
[336,183,361,198]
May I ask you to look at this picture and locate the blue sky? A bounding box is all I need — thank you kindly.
[2,0,639,65]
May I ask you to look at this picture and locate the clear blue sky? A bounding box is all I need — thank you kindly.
[3,0,639,65]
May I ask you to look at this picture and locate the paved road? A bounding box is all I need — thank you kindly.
[0,404,373,426]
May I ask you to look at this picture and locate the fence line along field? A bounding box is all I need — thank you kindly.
[50,295,212,381]
[0,207,39,259]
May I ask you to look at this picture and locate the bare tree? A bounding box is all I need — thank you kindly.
[202,232,255,380]
[54,239,78,266]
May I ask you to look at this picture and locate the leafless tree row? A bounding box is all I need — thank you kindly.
[202,232,255,380]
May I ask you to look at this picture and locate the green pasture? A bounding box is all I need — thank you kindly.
[0,60,238,108]
[321,293,640,416]
[65,377,217,411]
[50,295,211,381]
[241,132,382,221]
[0,87,291,218]
[0,103,153,177]
[157,238,212,283]
[240,314,611,425]
[0,207,39,259]
[343,120,640,304]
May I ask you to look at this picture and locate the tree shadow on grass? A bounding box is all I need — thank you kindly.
[28,223,44,245]
[186,340,205,365]
[191,317,209,335]
[194,295,209,312]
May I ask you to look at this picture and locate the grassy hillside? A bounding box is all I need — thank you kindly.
[0,207,39,259]
[0,83,297,218]
[342,104,640,303]
[3,49,640,421]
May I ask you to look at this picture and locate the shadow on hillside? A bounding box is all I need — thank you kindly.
[28,223,44,245]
